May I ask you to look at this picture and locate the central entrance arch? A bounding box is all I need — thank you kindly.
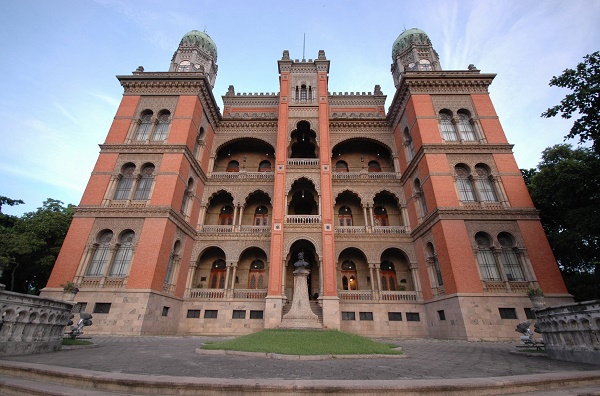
[285,239,320,301]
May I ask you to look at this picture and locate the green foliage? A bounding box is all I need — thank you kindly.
[0,197,74,294]
[526,287,544,297]
[542,51,600,154]
[522,144,600,300]
[201,329,401,355]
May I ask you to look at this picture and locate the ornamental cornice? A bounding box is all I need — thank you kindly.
[410,207,541,240]
[223,112,278,120]
[97,143,207,183]
[387,71,496,126]
[329,121,390,129]
[117,72,222,127]
[330,113,386,120]
[222,97,279,107]
[328,97,387,107]
[400,143,514,182]
[218,121,278,130]
[73,206,197,238]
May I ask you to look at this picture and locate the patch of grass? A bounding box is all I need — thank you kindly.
[62,338,93,346]
[201,329,401,355]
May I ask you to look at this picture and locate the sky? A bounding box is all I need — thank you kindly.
[1,0,599,216]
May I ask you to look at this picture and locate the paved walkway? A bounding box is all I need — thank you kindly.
[0,336,600,396]
[1,336,598,381]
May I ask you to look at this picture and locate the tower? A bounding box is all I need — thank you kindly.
[43,28,571,340]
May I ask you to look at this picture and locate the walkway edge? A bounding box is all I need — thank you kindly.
[196,347,408,360]
[1,361,600,395]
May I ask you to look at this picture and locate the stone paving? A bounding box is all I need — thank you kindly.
[2,336,598,381]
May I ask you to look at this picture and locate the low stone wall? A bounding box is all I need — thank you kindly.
[534,300,600,365]
[0,289,73,356]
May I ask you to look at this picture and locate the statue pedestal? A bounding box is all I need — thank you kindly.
[280,268,320,329]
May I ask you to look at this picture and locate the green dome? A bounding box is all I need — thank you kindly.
[392,28,430,59]
[180,30,218,61]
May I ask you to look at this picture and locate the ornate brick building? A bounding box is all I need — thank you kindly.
[43,28,571,340]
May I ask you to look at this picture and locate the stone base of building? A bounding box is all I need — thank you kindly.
[40,288,573,340]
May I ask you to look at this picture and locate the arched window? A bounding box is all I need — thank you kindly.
[404,127,415,161]
[338,205,353,226]
[248,259,265,289]
[440,110,458,141]
[455,165,476,202]
[135,111,153,141]
[341,260,357,290]
[498,232,525,281]
[258,160,271,172]
[368,161,381,172]
[177,60,191,72]
[219,205,234,225]
[114,164,135,200]
[426,243,444,288]
[308,86,313,100]
[254,205,268,226]
[374,206,388,226]
[193,127,204,158]
[475,232,501,281]
[414,179,428,216]
[457,111,476,141]
[164,240,180,288]
[380,260,397,291]
[87,231,113,276]
[180,178,193,215]
[152,111,170,141]
[475,165,498,202]
[109,231,134,277]
[210,259,227,289]
[133,164,155,200]
[226,160,239,172]
[335,161,349,172]
[300,84,307,100]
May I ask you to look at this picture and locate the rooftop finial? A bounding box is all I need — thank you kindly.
[303,33,306,60]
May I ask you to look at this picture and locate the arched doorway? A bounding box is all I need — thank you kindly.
[285,240,320,300]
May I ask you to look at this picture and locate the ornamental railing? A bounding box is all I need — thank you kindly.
[211,172,274,180]
[338,290,374,300]
[332,172,397,180]
[0,289,73,356]
[373,226,409,234]
[239,226,271,234]
[287,158,320,166]
[335,226,367,234]
[189,289,225,299]
[380,291,419,301]
[232,289,268,299]
[285,215,321,224]
[201,225,234,233]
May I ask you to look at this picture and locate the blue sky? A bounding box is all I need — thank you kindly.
[1,0,599,216]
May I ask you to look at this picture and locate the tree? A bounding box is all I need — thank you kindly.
[0,198,74,294]
[542,51,600,154]
[522,144,600,301]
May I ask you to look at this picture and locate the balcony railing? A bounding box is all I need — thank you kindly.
[373,226,409,234]
[201,225,234,233]
[338,290,374,300]
[285,215,321,224]
[239,225,271,233]
[189,289,225,299]
[187,288,267,300]
[211,172,274,180]
[333,172,397,180]
[380,291,419,301]
[335,226,367,234]
[232,289,268,299]
[287,158,320,166]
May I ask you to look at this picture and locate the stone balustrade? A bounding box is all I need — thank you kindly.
[0,289,73,356]
[534,300,600,365]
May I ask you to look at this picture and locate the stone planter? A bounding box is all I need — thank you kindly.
[529,296,546,309]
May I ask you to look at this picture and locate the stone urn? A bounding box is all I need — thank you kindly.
[527,288,545,309]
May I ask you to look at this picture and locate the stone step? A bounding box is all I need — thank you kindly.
[282,301,323,322]
[0,374,141,396]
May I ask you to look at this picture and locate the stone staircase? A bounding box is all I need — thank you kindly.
[282,300,323,324]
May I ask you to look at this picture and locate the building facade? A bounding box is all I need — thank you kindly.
[43,29,571,340]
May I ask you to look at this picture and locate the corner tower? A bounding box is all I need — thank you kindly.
[169,30,218,88]
[391,28,441,88]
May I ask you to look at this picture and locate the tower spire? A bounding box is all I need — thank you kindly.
[302,33,306,60]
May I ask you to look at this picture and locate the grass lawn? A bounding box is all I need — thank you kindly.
[201,329,401,355]
[62,338,93,346]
